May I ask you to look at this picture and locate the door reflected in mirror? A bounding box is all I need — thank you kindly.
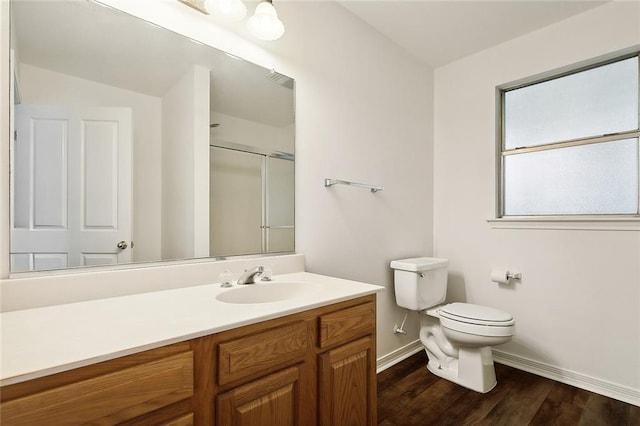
[8,0,294,273]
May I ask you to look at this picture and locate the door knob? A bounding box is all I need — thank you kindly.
[117,240,128,250]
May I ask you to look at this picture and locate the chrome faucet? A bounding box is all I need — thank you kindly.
[237,266,264,285]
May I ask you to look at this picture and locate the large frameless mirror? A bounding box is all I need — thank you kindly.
[8,0,295,273]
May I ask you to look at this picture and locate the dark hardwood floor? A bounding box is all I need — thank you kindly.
[377,351,640,426]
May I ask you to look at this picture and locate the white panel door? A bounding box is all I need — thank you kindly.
[11,105,132,272]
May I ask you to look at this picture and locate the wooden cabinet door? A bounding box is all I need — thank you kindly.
[319,336,376,426]
[217,365,306,426]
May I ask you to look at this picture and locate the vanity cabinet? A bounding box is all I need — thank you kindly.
[206,295,376,426]
[0,343,195,425]
[0,294,376,426]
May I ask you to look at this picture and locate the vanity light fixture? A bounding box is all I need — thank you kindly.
[178,0,285,41]
[247,0,285,41]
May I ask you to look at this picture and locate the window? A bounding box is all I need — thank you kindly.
[498,54,640,217]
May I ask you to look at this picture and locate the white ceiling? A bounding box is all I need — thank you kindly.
[339,1,609,68]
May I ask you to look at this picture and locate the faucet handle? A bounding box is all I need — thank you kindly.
[219,270,234,288]
[260,267,273,281]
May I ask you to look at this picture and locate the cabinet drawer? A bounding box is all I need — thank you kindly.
[1,351,194,425]
[319,302,375,348]
[218,321,307,385]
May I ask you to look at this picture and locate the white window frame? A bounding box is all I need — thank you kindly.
[490,50,640,231]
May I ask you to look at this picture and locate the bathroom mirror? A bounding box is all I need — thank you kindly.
[8,0,295,273]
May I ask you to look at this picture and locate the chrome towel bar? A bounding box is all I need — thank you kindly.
[324,178,383,193]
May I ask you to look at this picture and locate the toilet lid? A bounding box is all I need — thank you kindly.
[439,303,514,326]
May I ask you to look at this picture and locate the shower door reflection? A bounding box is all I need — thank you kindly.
[209,145,294,256]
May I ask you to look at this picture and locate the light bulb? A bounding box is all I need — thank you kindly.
[247,1,285,41]
[205,0,247,22]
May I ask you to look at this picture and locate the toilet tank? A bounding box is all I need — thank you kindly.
[390,257,449,311]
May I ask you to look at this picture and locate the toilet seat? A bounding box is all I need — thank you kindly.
[439,303,515,337]
[440,303,514,326]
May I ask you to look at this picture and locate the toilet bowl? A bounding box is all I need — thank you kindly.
[391,257,516,393]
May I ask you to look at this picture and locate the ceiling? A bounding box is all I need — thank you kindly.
[339,1,609,68]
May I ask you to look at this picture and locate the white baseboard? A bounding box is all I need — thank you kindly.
[493,350,640,407]
[375,342,639,407]
[376,339,423,374]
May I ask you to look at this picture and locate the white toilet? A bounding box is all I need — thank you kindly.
[390,257,515,393]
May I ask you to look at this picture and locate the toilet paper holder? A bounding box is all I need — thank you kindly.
[506,271,522,281]
[491,268,522,284]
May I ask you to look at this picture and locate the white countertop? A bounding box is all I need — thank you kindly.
[0,272,383,386]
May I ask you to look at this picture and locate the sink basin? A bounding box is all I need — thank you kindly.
[216,282,322,304]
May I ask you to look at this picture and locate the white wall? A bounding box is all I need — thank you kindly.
[1,0,10,278]
[161,65,211,260]
[15,64,163,263]
[210,111,293,153]
[433,1,640,402]
[275,2,435,359]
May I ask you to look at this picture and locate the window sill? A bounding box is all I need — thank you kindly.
[487,216,640,231]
